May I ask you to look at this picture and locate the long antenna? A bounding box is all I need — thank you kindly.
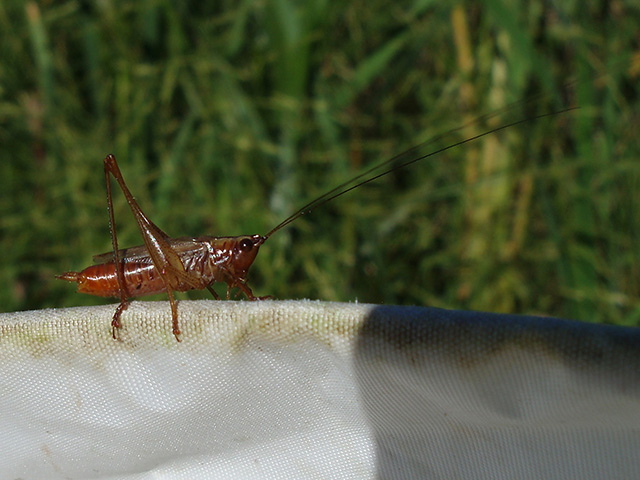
[263,101,578,240]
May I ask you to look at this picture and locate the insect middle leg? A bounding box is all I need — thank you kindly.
[166,288,181,341]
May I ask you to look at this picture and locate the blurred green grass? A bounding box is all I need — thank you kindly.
[1,1,639,325]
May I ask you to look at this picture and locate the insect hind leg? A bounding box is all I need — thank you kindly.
[112,299,131,340]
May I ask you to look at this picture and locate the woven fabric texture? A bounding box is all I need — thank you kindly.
[1,300,639,479]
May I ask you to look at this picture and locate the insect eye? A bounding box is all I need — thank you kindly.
[239,238,254,251]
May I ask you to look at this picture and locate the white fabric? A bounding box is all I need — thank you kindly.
[0,300,639,479]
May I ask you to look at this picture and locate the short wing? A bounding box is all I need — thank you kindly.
[93,245,152,264]
[92,237,210,264]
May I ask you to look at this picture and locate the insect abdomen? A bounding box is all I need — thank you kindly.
[57,262,165,298]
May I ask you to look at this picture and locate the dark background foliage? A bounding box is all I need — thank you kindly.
[1,0,639,325]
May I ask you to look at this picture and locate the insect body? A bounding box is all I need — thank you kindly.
[57,235,264,299]
[58,105,574,341]
[58,154,268,341]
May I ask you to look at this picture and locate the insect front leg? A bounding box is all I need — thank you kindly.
[225,276,272,300]
[206,285,222,300]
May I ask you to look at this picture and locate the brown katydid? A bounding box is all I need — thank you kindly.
[58,103,575,341]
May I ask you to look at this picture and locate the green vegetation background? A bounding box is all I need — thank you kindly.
[1,1,639,325]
